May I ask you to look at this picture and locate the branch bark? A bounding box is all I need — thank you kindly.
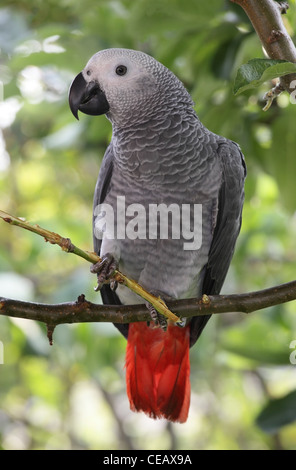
[1,213,295,341]
[1,280,295,326]
[232,0,296,104]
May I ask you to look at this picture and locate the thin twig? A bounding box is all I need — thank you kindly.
[0,210,179,323]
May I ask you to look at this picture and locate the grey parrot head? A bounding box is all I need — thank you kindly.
[69,48,194,126]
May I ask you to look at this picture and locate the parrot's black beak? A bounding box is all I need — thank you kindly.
[68,72,109,120]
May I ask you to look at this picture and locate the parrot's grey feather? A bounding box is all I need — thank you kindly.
[92,143,129,339]
[92,143,113,252]
[189,141,246,346]
[93,139,246,346]
[203,142,246,295]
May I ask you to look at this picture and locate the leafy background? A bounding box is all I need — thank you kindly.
[0,0,296,450]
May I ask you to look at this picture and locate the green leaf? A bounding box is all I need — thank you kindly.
[256,390,296,434]
[233,59,296,95]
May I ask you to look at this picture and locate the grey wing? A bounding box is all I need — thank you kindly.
[189,141,246,347]
[93,143,113,254]
[92,144,129,339]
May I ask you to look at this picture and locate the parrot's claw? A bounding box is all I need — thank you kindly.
[90,253,118,292]
[177,318,186,328]
[145,302,168,331]
[110,279,118,292]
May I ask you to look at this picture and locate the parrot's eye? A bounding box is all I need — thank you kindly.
[116,65,127,76]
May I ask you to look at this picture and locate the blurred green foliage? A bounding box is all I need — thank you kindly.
[0,0,296,450]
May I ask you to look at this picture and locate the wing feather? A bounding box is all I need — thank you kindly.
[189,141,246,347]
[93,144,129,339]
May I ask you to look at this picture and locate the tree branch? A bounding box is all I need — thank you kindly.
[0,280,295,325]
[231,0,296,106]
[1,210,295,342]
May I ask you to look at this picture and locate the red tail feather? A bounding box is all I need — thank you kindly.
[125,322,191,423]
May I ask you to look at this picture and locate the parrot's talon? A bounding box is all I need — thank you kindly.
[146,302,167,331]
[177,318,186,328]
[91,253,118,292]
[94,282,103,292]
[110,279,118,291]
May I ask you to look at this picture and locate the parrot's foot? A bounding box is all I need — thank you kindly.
[176,318,187,328]
[145,290,187,330]
[90,253,118,292]
[146,301,168,331]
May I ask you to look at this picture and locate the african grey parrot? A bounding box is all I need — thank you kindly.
[69,48,246,423]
